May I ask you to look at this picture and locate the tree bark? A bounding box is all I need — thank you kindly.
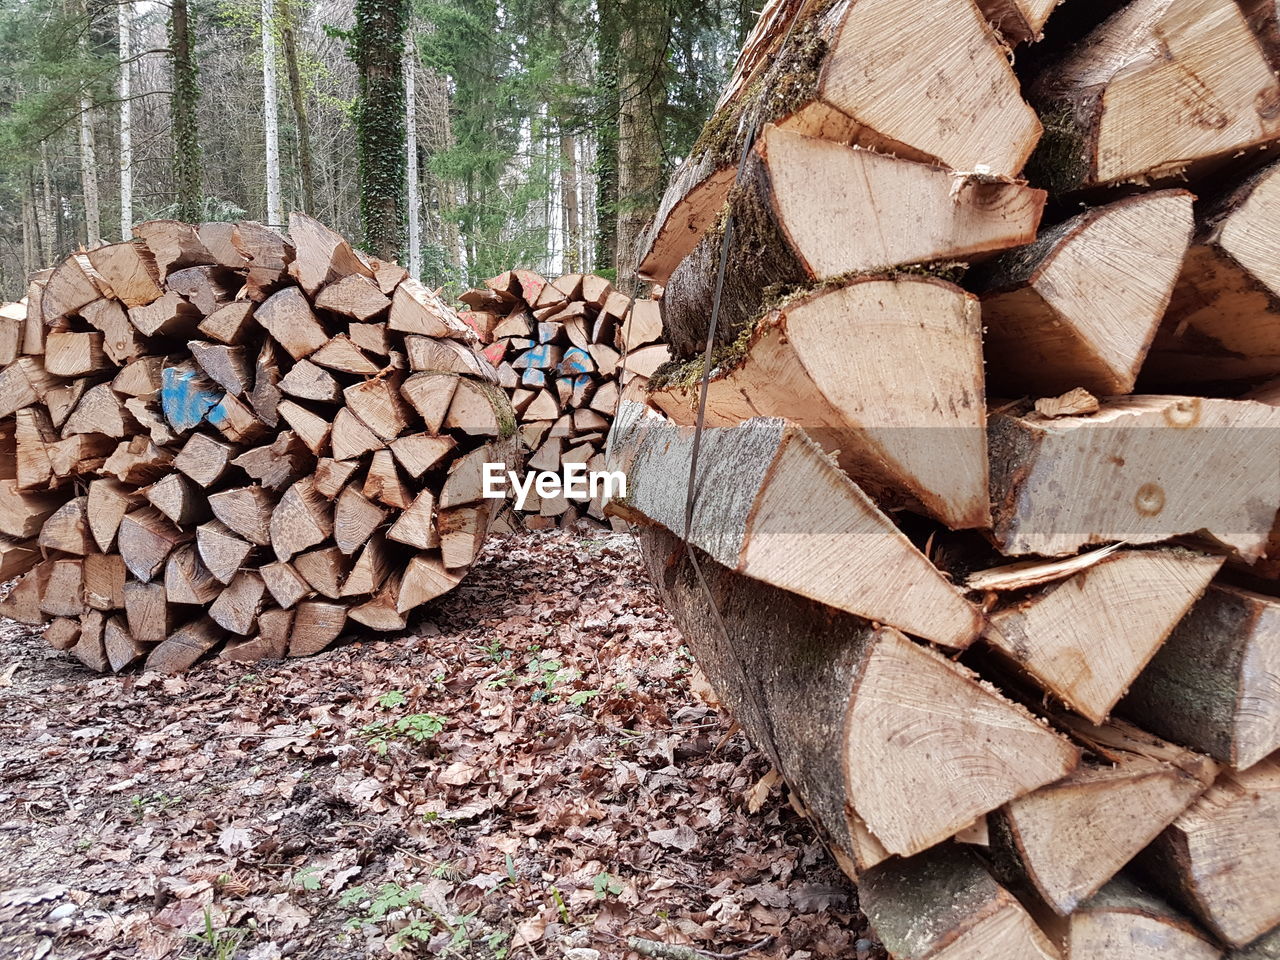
[118,0,134,239]
[278,0,316,217]
[170,0,203,223]
[614,0,667,286]
[561,131,581,273]
[352,0,408,262]
[262,0,282,227]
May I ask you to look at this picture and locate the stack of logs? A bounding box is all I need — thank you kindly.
[456,270,668,529]
[609,0,1280,957]
[0,213,516,672]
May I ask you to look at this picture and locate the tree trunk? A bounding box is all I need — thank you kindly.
[170,0,202,223]
[561,131,581,273]
[38,142,54,265]
[614,0,666,286]
[118,0,134,239]
[278,0,316,217]
[262,0,283,227]
[352,0,408,262]
[405,36,421,278]
[594,0,619,276]
[79,99,101,245]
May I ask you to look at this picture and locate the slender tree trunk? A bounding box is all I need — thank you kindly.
[561,131,581,272]
[405,35,421,278]
[595,0,620,275]
[170,0,203,222]
[79,98,101,244]
[279,0,316,216]
[22,188,36,276]
[262,0,283,226]
[615,0,666,286]
[118,0,134,238]
[38,141,55,264]
[351,0,408,261]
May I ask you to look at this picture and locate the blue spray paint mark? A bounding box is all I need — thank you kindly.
[522,368,547,387]
[207,400,229,425]
[560,348,591,375]
[524,343,558,369]
[162,366,221,432]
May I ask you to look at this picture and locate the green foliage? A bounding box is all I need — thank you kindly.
[359,712,449,754]
[376,689,408,709]
[593,870,623,899]
[187,908,246,960]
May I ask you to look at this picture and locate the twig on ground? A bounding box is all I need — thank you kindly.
[622,934,775,960]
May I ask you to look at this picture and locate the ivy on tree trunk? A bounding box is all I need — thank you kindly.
[170,0,202,223]
[352,0,408,262]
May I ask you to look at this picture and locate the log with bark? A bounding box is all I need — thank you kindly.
[0,214,516,672]
[616,0,1280,955]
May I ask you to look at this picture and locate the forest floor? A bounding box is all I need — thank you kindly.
[0,530,881,960]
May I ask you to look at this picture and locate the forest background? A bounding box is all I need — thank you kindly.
[0,0,752,300]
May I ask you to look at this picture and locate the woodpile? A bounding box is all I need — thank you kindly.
[456,269,667,530]
[611,0,1280,956]
[0,214,516,672]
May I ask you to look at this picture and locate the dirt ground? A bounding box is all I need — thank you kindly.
[0,530,882,960]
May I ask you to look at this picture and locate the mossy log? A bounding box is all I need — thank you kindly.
[661,124,1045,359]
[650,275,989,529]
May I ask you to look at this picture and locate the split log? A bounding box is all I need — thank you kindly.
[976,191,1195,397]
[1045,878,1224,960]
[1028,0,1280,193]
[1138,758,1280,948]
[661,124,1045,358]
[637,524,1077,866]
[650,276,989,529]
[982,547,1224,723]
[1143,160,1280,387]
[988,716,1218,916]
[635,0,1042,284]
[858,844,1061,960]
[609,403,982,649]
[988,397,1280,560]
[1120,583,1280,773]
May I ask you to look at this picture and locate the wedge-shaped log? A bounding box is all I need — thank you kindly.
[611,404,982,649]
[989,397,1280,559]
[636,0,1041,284]
[984,548,1223,723]
[859,844,1061,960]
[1044,877,1224,960]
[1029,0,1280,193]
[1144,161,1280,387]
[989,716,1218,916]
[145,616,221,674]
[1138,758,1280,948]
[651,277,989,529]
[1121,583,1280,773]
[638,525,1076,866]
[661,125,1045,358]
[977,191,1195,397]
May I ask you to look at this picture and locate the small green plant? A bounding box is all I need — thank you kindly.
[569,688,601,707]
[550,886,571,925]
[292,864,322,891]
[129,791,183,818]
[359,713,448,755]
[376,690,407,709]
[482,638,509,662]
[593,871,623,900]
[340,881,423,931]
[187,908,245,960]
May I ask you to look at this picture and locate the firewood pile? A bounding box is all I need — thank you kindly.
[0,214,517,672]
[607,0,1280,957]
[457,270,668,530]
